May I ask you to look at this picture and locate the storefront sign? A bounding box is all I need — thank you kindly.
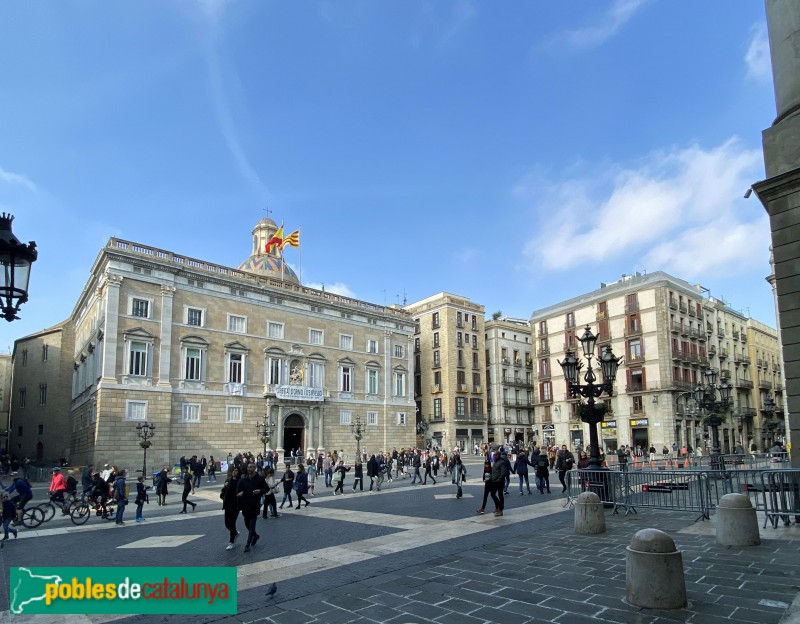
[275,385,324,402]
[601,420,617,429]
[630,418,649,427]
[542,424,555,432]
[504,428,512,433]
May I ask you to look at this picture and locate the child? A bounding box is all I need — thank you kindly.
[134,476,148,522]
[2,492,18,541]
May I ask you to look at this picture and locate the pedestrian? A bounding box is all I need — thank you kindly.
[207,455,217,483]
[548,445,557,470]
[513,450,534,495]
[155,466,170,506]
[194,456,205,491]
[306,460,317,496]
[648,445,656,463]
[410,451,423,484]
[221,467,241,550]
[352,459,364,492]
[577,451,590,469]
[535,450,551,494]
[237,462,266,553]
[422,454,437,485]
[367,454,380,491]
[261,467,279,519]
[294,464,311,508]
[134,476,147,522]
[323,453,333,487]
[332,460,349,495]
[113,469,128,525]
[452,453,466,499]
[179,466,197,513]
[555,444,575,493]
[500,452,512,494]
[1,492,18,541]
[279,463,295,509]
[490,451,506,516]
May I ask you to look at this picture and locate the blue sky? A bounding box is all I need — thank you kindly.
[0,0,778,348]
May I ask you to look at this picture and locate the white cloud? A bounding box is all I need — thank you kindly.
[520,138,766,279]
[559,0,650,49]
[0,166,37,192]
[745,22,771,82]
[439,0,476,47]
[304,282,356,298]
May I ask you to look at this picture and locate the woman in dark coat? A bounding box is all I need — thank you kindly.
[155,466,171,506]
[294,464,310,508]
[221,467,241,550]
[475,458,493,514]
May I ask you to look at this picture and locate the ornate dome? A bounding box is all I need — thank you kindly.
[237,217,300,284]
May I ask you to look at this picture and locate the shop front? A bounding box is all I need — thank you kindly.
[571,425,583,452]
[630,418,650,453]
[601,420,617,452]
[542,424,555,447]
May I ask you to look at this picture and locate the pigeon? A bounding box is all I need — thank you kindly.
[266,582,277,598]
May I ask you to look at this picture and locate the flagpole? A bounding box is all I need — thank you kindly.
[299,227,302,284]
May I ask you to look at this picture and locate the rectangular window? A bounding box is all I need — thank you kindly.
[432,312,440,328]
[457,333,463,347]
[540,381,552,402]
[340,410,352,425]
[394,344,404,358]
[228,354,243,383]
[19,388,26,408]
[472,352,479,368]
[367,339,379,354]
[267,358,285,385]
[397,412,407,426]
[38,424,44,435]
[228,315,246,333]
[132,298,149,318]
[340,334,353,350]
[309,329,324,345]
[434,370,441,386]
[367,411,378,426]
[185,348,202,380]
[22,349,27,366]
[42,344,48,361]
[433,351,441,367]
[181,403,200,423]
[341,366,352,392]
[267,322,284,339]
[306,361,323,387]
[226,406,243,423]
[187,308,203,327]
[471,398,482,415]
[628,339,643,361]
[367,369,379,395]
[393,372,406,397]
[433,398,442,418]
[39,384,47,405]
[433,332,440,348]
[472,335,477,349]
[125,400,147,421]
[456,397,466,416]
[129,341,148,376]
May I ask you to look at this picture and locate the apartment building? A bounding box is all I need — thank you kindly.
[406,293,486,450]
[484,317,534,446]
[11,217,417,468]
[746,318,785,448]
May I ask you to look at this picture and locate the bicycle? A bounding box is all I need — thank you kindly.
[70,495,116,525]
[35,493,75,523]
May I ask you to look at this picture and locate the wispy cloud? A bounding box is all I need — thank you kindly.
[745,22,771,82]
[0,166,37,192]
[304,281,356,298]
[519,138,767,279]
[439,0,476,47]
[557,0,650,49]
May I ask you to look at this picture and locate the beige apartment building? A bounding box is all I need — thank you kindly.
[530,272,777,455]
[484,317,535,446]
[0,353,12,454]
[746,318,785,448]
[12,217,416,469]
[406,293,486,450]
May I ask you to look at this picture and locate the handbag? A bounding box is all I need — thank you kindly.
[292,481,301,491]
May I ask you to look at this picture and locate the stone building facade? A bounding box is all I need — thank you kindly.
[64,218,416,471]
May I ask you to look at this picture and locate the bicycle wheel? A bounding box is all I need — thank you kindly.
[21,506,44,529]
[40,502,56,523]
[70,502,90,525]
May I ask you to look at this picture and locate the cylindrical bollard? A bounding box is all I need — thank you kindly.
[716,493,761,546]
[626,528,687,609]
[574,491,605,534]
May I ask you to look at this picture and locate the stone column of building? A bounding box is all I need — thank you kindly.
[275,405,284,457]
[100,274,122,383]
[158,285,175,387]
[316,405,324,453]
[754,0,800,465]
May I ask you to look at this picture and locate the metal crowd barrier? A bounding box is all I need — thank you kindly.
[618,453,788,471]
[760,470,800,528]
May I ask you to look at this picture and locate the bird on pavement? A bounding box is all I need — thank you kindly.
[266,582,277,598]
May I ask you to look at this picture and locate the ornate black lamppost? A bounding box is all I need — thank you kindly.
[0,213,37,322]
[693,368,731,468]
[256,414,275,458]
[135,421,156,481]
[351,415,363,460]
[763,396,778,448]
[559,325,622,469]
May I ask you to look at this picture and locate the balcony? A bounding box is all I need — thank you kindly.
[717,328,725,337]
[597,331,612,344]
[708,345,717,355]
[732,330,740,341]
[525,358,533,368]
[736,407,757,419]
[504,378,534,388]
[564,321,576,331]
[625,384,646,394]
[759,380,773,390]
[539,370,551,380]
[671,348,683,361]
[669,298,678,310]
[733,352,743,364]
[775,383,783,393]
[736,379,754,389]
[502,398,534,408]
[624,324,642,337]
[680,324,689,337]
[670,321,680,334]
[563,341,577,352]
[625,301,639,314]
[670,379,694,392]
[719,368,731,380]
[501,357,510,365]
[514,359,523,367]
[695,329,706,342]
[432,384,441,394]
[458,384,468,393]
[741,355,751,365]
[539,346,550,356]
[679,303,688,314]
[596,311,608,321]
[626,353,645,364]
[718,348,729,360]
[741,334,747,344]
[474,385,482,394]
[454,412,485,423]
[688,306,696,317]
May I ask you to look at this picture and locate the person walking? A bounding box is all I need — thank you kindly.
[279,463,295,509]
[262,467,279,519]
[332,461,349,495]
[410,451,422,485]
[490,451,506,516]
[155,466,170,506]
[555,444,576,493]
[113,469,128,525]
[476,458,494,514]
[513,450,534,495]
[306,460,317,496]
[452,453,466,499]
[134,476,147,522]
[1,492,18,541]
[367,454,380,491]
[294,464,311,508]
[179,467,197,513]
[500,452,512,495]
[207,456,217,483]
[323,454,333,487]
[534,449,551,494]
[352,459,364,492]
[422,454,437,485]
[237,462,266,553]
[221,467,241,550]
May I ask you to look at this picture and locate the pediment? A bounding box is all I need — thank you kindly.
[123,327,156,340]
[224,341,250,352]
[179,334,209,346]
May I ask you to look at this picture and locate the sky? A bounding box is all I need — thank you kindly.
[0,0,780,349]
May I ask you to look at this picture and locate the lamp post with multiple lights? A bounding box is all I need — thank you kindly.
[693,368,731,468]
[135,421,156,481]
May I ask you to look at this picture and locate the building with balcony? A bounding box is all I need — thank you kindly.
[10,217,417,468]
[746,318,784,449]
[484,316,534,446]
[406,292,486,450]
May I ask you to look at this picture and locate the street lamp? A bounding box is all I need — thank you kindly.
[763,396,777,448]
[135,421,156,481]
[0,213,37,322]
[693,368,731,467]
[559,325,622,469]
[351,415,363,460]
[255,414,275,458]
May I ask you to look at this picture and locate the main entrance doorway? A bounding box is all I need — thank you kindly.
[283,413,305,462]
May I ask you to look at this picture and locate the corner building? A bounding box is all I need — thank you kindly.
[67,218,416,469]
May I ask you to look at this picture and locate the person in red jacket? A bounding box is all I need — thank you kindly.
[48,467,68,513]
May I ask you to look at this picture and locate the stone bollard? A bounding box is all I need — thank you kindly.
[716,493,761,546]
[626,528,687,609]
[574,491,605,534]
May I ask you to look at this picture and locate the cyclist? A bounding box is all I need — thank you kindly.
[90,472,110,519]
[48,467,68,514]
[5,472,32,525]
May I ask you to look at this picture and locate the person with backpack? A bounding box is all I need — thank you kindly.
[112,469,128,525]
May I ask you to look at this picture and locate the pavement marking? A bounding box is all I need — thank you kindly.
[434,493,474,499]
[117,535,204,549]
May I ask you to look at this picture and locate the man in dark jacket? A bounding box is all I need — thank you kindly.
[489,451,506,516]
[500,452,513,494]
[512,451,534,495]
[555,445,576,493]
[367,454,381,491]
[237,462,267,552]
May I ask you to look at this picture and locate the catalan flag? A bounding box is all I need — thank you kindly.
[265,225,284,253]
[281,229,300,249]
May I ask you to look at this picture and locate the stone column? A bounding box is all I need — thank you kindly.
[754,0,800,467]
[100,274,122,383]
[317,405,325,453]
[158,285,175,387]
